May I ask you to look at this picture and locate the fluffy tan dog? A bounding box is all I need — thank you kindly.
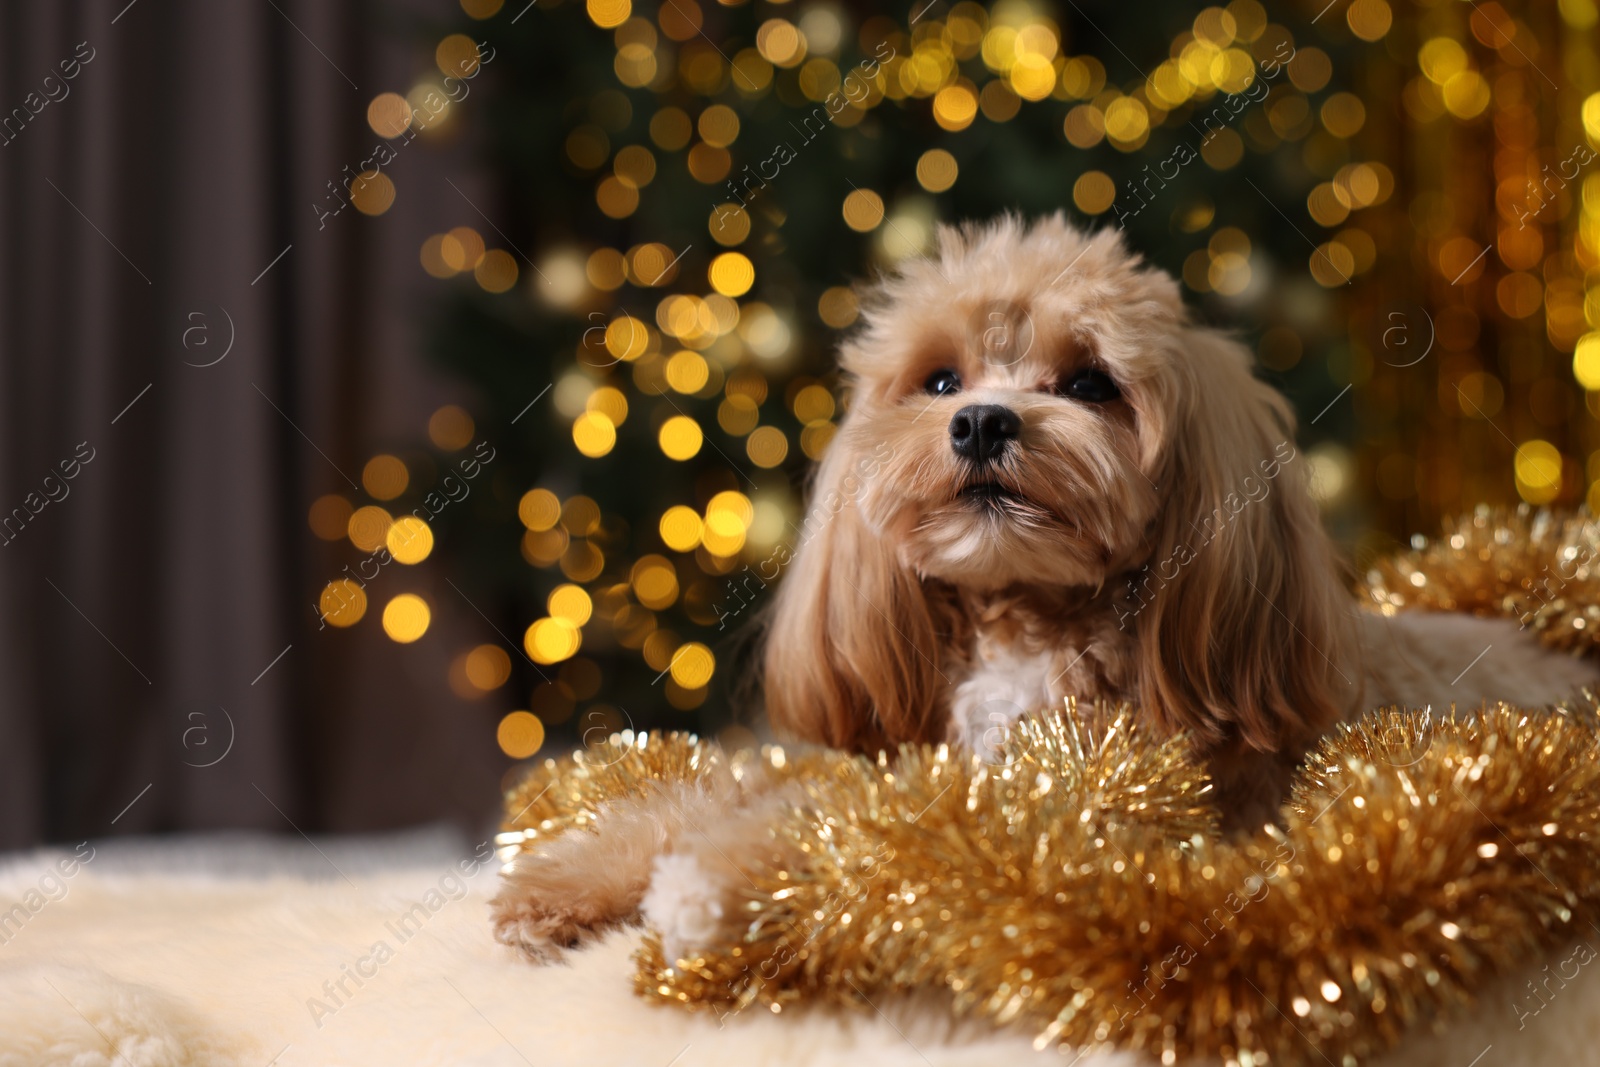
[763,213,1599,823]
[490,214,1598,960]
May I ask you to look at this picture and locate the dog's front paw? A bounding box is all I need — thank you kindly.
[489,899,595,963]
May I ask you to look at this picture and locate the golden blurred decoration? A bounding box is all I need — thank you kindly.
[659,505,703,552]
[362,455,409,500]
[519,488,561,532]
[442,227,486,271]
[587,0,630,30]
[367,92,413,138]
[386,515,434,564]
[308,494,353,541]
[474,249,519,293]
[428,405,476,450]
[841,188,885,232]
[573,411,618,457]
[1071,170,1116,215]
[745,425,788,467]
[915,148,959,193]
[436,34,482,78]
[319,579,367,628]
[525,617,582,664]
[496,711,545,759]
[658,415,704,460]
[350,171,395,216]
[1346,1,1600,532]
[500,638,1600,1067]
[460,0,503,17]
[707,252,754,297]
[548,583,595,625]
[382,593,431,643]
[817,286,858,328]
[465,644,512,690]
[666,640,714,686]
[347,505,394,553]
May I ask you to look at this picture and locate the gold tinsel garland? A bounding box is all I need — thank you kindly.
[499,509,1600,1067]
[1359,505,1600,655]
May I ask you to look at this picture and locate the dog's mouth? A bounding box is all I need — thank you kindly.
[959,481,1031,509]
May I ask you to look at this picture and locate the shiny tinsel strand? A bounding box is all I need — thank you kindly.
[496,730,727,852]
[635,704,1600,1066]
[1360,505,1600,659]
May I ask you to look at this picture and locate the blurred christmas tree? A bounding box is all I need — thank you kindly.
[387,0,1547,758]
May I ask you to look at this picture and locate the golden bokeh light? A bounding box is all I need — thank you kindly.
[791,385,834,424]
[596,176,640,219]
[382,594,431,643]
[718,394,760,435]
[632,555,680,610]
[573,411,618,457]
[465,644,512,689]
[362,455,409,500]
[756,19,805,66]
[348,505,394,552]
[460,0,504,17]
[659,415,704,460]
[932,84,978,131]
[708,252,755,297]
[818,286,858,328]
[1072,171,1116,215]
[746,425,789,467]
[350,171,395,216]
[659,505,703,552]
[525,617,582,663]
[668,641,715,688]
[443,227,486,271]
[309,494,353,541]
[587,0,631,29]
[319,579,367,628]
[841,188,885,232]
[519,488,561,532]
[650,107,693,150]
[614,144,657,188]
[587,386,629,426]
[710,203,751,246]
[916,148,959,193]
[367,93,413,138]
[1574,334,1600,391]
[561,495,602,537]
[428,405,475,450]
[386,516,434,565]
[1514,440,1563,504]
[548,583,594,625]
[436,34,482,78]
[497,711,545,759]
[666,350,711,394]
[697,104,740,147]
[475,249,519,293]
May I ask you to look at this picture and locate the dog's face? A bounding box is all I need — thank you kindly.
[764,214,1352,763]
[834,216,1182,591]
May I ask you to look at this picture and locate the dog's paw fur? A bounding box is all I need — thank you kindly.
[489,774,748,963]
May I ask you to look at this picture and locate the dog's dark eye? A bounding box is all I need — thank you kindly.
[1057,368,1120,403]
[924,369,962,397]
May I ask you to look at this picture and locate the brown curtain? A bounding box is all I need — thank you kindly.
[0,0,507,847]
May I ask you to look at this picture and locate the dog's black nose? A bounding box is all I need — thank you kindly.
[949,404,1020,462]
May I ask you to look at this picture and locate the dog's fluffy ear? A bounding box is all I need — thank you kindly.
[1134,328,1353,756]
[762,442,945,753]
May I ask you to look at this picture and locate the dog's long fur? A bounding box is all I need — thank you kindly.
[762,214,1600,824]
[492,214,1600,960]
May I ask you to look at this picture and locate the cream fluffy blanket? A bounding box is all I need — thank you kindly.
[0,830,1594,1066]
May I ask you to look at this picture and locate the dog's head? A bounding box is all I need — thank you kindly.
[764,214,1352,756]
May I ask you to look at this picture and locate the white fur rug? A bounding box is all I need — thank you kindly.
[0,830,1596,1067]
